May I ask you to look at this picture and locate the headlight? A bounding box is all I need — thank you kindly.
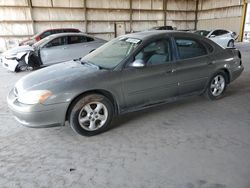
[5,53,17,59]
[17,90,52,105]
[6,52,28,60]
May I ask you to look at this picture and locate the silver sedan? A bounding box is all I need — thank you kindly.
[1,33,106,72]
[7,31,244,136]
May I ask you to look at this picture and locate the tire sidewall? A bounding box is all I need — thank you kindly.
[206,71,227,100]
[69,94,114,136]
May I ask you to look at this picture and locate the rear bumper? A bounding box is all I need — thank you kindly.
[7,88,69,128]
[231,65,244,82]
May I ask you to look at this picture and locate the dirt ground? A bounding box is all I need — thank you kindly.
[0,43,249,188]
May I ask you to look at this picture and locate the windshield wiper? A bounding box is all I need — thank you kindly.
[80,60,100,70]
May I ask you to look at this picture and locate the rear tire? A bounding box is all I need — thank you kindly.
[204,71,227,100]
[68,94,114,136]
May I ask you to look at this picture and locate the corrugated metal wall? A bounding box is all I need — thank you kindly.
[0,0,197,52]
[0,0,245,52]
[197,0,243,36]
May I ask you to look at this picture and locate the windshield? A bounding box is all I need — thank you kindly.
[32,36,51,48]
[194,30,210,37]
[82,37,141,69]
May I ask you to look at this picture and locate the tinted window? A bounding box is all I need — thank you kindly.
[175,38,207,59]
[68,36,94,44]
[52,29,63,34]
[135,39,171,66]
[220,30,229,35]
[40,31,51,39]
[86,37,94,42]
[194,30,210,37]
[46,36,67,47]
[212,30,229,36]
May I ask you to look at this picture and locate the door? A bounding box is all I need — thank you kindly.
[122,39,178,109]
[40,36,68,65]
[173,37,214,96]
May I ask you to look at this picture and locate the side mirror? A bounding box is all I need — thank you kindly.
[129,59,145,68]
[209,34,216,38]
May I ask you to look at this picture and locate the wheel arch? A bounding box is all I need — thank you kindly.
[65,89,119,122]
[218,68,231,84]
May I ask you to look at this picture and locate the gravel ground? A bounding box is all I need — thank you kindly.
[0,43,249,188]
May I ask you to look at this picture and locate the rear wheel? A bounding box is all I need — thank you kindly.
[68,94,114,136]
[205,71,227,100]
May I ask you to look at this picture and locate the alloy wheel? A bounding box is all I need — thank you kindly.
[210,75,225,97]
[78,102,108,131]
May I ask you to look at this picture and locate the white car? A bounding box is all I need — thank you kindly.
[194,29,236,48]
[1,33,106,72]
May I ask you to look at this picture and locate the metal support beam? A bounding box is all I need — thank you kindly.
[239,0,247,42]
[194,0,199,30]
[84,0,88,33]
[27,0,35,35]
[163,0,167,26]
[129,0,132,32]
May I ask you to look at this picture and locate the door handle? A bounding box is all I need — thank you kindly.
[208,61,215,65]
[166,69,176,74]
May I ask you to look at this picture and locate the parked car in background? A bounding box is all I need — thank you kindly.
[194,29,236,48]
[7,31,243,136]
[1,33,106,72]
[148,26,174,30]
[19,28,81,46]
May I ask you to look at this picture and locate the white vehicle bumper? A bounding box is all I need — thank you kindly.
[1,57,19,72]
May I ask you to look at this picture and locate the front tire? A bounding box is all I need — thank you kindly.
[205,71,227,100]
[68,94,114,136]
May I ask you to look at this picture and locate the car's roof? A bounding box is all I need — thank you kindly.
[45,32,94,39]
[123,30,199,40]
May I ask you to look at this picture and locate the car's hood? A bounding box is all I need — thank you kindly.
[2,45,34,57]
[15,60,100,93]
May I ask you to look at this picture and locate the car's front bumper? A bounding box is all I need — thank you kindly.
[1,56,19,72]
[7,88,69,128]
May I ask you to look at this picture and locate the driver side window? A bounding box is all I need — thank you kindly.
[135,39,171,66]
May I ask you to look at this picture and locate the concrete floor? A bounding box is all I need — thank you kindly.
[0,43,249,188]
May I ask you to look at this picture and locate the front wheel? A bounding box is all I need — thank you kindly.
[204,71,227,100]
[68,94,114,136]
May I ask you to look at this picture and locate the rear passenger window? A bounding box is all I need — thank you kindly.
[68,36,94,44]
[68,36,82,44]
[40,31,51,39]
[175,38,207,59]
[86,37,94,42]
